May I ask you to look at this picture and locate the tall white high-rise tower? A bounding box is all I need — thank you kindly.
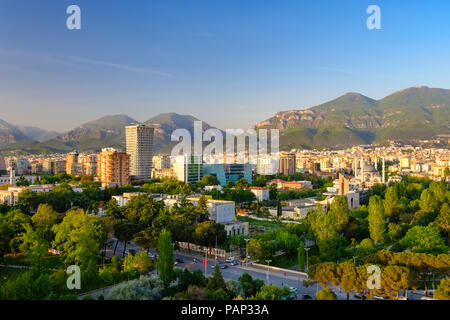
[125,124,154,180]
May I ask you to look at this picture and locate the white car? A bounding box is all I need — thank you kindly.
[225,257,234,263]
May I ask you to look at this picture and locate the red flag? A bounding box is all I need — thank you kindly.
[203,259,207,267]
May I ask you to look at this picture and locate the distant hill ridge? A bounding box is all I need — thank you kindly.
[255,86,449,149]
[0,86,448,155]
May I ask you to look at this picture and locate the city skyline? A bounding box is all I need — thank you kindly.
[1,0,449,131]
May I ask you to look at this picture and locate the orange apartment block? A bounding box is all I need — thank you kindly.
[97,148,130,187]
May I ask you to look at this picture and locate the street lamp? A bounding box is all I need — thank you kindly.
[265,259,272,283]
[244,238,250,266]
[304,247,310,273]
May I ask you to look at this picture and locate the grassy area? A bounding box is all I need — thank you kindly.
[4,254,64,269]
[257,253,299,269]
[0,267,26,287]
[237,216,284,229]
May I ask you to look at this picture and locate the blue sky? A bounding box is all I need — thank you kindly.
[0,0,449,132]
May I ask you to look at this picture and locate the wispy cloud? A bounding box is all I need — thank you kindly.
[0,47,171,76]
[67,55,172,76]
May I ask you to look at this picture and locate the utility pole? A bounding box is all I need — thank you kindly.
[204,250,207,277]
[304,247,310,273]
[244,238,250,267]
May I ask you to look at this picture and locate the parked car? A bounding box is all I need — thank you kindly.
[225,257,234,263]
[230,260,239,266]
[175,258,184,264]
[301,295,313,300]
[354,293,367,300]
[220,264,228,269]
[281,294,296,300]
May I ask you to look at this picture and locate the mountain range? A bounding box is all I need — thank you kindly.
[256,86,449,149]
[0,86,448,155]
[0,113,217,155]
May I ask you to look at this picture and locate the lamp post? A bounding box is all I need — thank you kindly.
[265,259,272,283]
[244,238,250,267]
[304,247,310,273]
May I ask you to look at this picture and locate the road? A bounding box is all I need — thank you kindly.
[104,239,434,300]
[104,239,356,300]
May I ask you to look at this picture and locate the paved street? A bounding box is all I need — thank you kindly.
[104,239,356,300]
[103,239,436,300]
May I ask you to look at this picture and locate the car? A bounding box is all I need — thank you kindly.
[149,252,158,259]
[210,264,217,269]
[301,295,313,300]
[220,264,228,269]
[354,293,367,300]
[175,258,184,264]
[230,260,239,266]
[289,287,298,294]
[225,257,234,263]
[281,294,296,300]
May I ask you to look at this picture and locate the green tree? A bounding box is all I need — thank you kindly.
[238,272,264,298]
[254,284,290,300]
[275,230,299,255]
[123,251,153,275]
[247,238,264,259]
[400,225,447,254]
[0,214,12,263]
[297,241,306,271]
[315,287,337,300]
[381,266,415,299]
[106,275,164,300]
[384,185,401,221]
[269,183,278,200]
[19,224,49,271]
[368,195,386,244]
[52,209,106,267]
[193,221,226,247]
[338,261,358,300]
[312,262,340,288]
[435,278,450,300]
[277,199,282,218]
[330,195,349,232]
[419,189,438,213]
[311,211,344,258]
[235,179,249,190]
[436,203,449,242]
[0,270,52,300]
[201,174,220,186]
[157,229,174,290]
[387,223,404,242]
[207,265,226,291]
